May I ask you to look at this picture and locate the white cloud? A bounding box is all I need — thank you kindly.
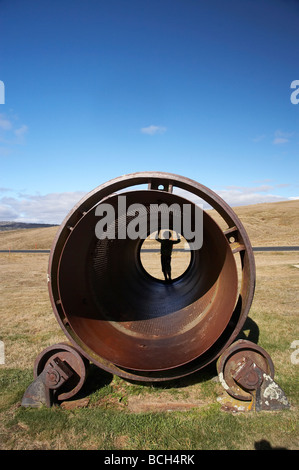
[0,115,12,131]
[14,124,28,138]
[141,125,167,135]
[252,134,266,143]
[1,185,297,225]
[215,188,286,207]
[273,130,293,145]
[0,204,18,220]
[273,137,289,144]
[174,184,290,209]
[0,113,28,148]
[0,191,86,224]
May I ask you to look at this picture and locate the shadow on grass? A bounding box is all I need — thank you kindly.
[74,364,114,400]
[254,439,288,450]
[236,316,259,344]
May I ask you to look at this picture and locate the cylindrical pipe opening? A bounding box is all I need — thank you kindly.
[56,189,238,372]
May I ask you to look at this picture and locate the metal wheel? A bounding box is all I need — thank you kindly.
[34,343,88,401]
[217,339,275,401]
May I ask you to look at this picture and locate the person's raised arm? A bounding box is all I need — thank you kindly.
[172,233,181,244]
[155,231,162,243]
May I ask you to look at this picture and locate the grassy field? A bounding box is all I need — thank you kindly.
[0,199,298,450]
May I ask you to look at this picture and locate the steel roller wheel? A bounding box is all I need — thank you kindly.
[34,343,89,401]
[217,339,275,401]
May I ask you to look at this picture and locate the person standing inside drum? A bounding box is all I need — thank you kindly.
[156,230,181,281]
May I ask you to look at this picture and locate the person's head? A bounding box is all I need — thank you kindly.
[163,230,172,240]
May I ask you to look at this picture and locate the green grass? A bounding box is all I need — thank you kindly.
[0,360,298,450]
[2,396,297,451]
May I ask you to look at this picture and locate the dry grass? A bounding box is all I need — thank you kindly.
[208,198,299,246]
[250,251,299,376]
[0,254,64,369]
[0,226,58,250]
[0,199,298,450]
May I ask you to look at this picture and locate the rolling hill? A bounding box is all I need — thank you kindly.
[0,199,298,250]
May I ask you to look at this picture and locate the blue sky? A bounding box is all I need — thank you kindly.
[0,0,298,223]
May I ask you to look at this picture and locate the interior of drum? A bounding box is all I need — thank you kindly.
[57,190,238,371]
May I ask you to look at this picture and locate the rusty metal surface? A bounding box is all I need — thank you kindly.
[233,357,264,391]
[22,370,51,408]
[47,172,256,381]
[22,343,88,408]
[217,339,275,401]
[44,356,74,390]
[217,340,290,412]
[33,343,88,401]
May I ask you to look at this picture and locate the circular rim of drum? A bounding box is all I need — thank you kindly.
[47,172,256,382]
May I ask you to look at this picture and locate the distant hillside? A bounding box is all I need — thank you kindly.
[208,199,299,246]
[0,225,59,250]
[0,199,298,250]
[0,221,58,232]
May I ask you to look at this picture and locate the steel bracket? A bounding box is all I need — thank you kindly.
[232,358,290,411]
[217,341,290,412]
[21,356,74,408]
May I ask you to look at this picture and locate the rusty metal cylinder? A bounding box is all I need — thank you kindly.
[48,172,255,381]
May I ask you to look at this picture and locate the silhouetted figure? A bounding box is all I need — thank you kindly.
[156,230,181,281]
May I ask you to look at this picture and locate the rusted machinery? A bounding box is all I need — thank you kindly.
[22,172,289,410]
